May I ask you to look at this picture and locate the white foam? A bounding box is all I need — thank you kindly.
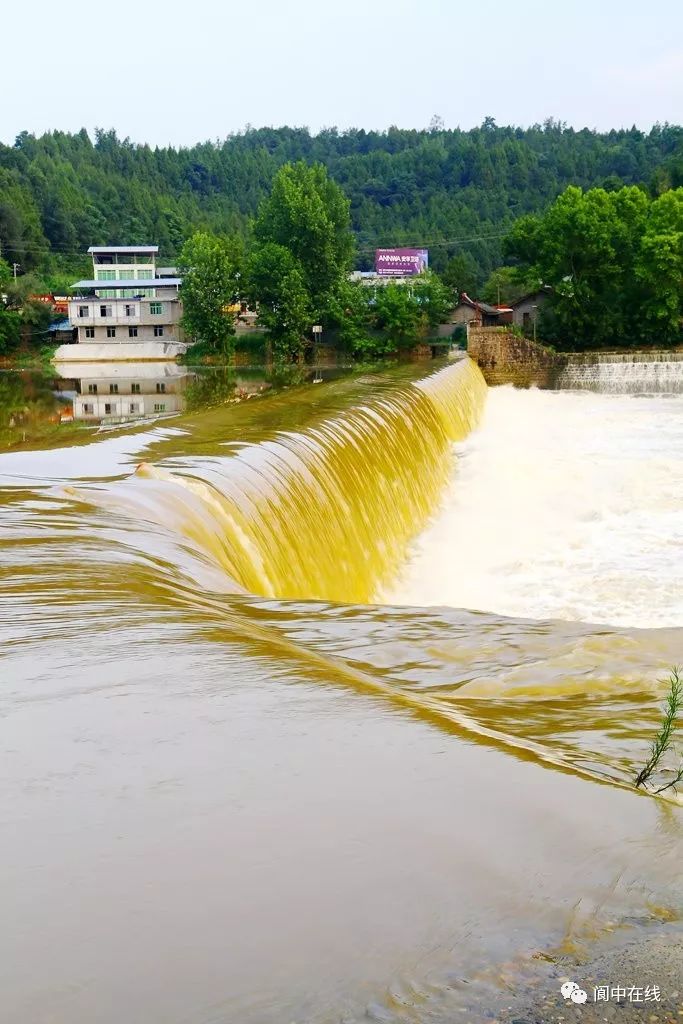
[387,387,683,628]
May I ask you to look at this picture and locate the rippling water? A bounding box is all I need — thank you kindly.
[1,357,682,1024]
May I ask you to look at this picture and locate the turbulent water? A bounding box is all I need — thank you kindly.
[388,387,683,627]
[1,356,682,1024]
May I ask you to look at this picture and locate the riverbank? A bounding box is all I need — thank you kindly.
[497,928,683,1023]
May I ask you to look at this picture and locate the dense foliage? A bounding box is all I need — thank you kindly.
[2,120,682,285]
[178,232,243,357]
[246,162,353,359]
[506,185,683,348]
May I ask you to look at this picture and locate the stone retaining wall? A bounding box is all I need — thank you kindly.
[467,326,566,386]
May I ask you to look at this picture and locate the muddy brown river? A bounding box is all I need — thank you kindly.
[1,357,681,1023]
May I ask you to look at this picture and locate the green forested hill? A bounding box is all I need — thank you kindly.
[1,119,682,285]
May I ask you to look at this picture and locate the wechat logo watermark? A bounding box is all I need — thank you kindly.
[560,981,588,1004]
[559,979,661,1005]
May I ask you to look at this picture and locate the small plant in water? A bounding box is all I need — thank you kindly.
[635,666,683,795]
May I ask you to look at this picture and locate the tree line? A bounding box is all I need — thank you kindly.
[1,119,682,356]
[2,119,682,282]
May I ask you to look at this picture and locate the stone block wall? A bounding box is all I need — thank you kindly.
[467,326,566,386]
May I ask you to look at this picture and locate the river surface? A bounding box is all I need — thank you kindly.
[1,356,682,1024]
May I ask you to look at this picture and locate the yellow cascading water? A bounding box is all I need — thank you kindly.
[135,358,487,603]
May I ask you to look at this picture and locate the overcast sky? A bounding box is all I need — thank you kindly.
[2,0,681,147]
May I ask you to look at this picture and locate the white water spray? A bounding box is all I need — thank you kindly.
[388,386,683,628]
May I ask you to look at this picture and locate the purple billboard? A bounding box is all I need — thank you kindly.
[375,247,429,277]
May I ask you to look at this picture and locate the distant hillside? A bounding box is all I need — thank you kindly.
[1,120,682,285]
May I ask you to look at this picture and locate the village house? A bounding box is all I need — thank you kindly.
[450,293,514,327]
[58,245,187,362]
[510,287,552,332]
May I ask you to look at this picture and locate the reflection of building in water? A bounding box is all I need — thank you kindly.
[53,362,195,422]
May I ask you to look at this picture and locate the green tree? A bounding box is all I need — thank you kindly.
[0,309,21,355]
[329,279,372,352]
[253,161,354,321]
[634,189,683,344]
[412,272,452,327]
[505,184,681,349]
[480,265,540,306]
[179,232,242,358]
[441,253,480,299]
[246,243,312,361]
[0,257,11,290]
[371,283,422,350]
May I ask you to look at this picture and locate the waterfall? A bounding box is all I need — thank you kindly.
[117,359,487,603]
[556,351,683,393]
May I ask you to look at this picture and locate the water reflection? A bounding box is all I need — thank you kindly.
[52,360,196,423]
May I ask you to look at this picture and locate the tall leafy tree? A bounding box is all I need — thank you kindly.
[253,161,355,320]
[178,232,242,357]
[412,272,452,327]
[371,284,422,349]
[246,243,311,361]
[480,265,540,305]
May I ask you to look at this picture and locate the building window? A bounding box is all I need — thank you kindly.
[149,302,163,315]
[109,384,118,394]
[100,304,112,317]
[97,270,116,281]
[124,304,137,317]
[78,305,89,318]
[88,384,98,394]
[83,403,94,414]
[154,403,166,413]
[131,383,141,394]
[104,403,114,415]
[107,327,116,338]
[153,326,164,337]
[130,403,139,414]
[137,269,149,281]
[156,382,166,394]
[128,327,138,338]
[84,327,95,339]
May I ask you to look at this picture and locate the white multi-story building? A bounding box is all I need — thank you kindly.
[62,246,187,361]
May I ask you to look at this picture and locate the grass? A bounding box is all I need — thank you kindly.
[634,666,683,795]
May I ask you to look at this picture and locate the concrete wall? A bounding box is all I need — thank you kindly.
[53,341,188,362]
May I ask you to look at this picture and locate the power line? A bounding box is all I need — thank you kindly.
[1,230,507,260]
[355,233,506,254]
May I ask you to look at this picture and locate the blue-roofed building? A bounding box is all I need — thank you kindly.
[48,319,76,345]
